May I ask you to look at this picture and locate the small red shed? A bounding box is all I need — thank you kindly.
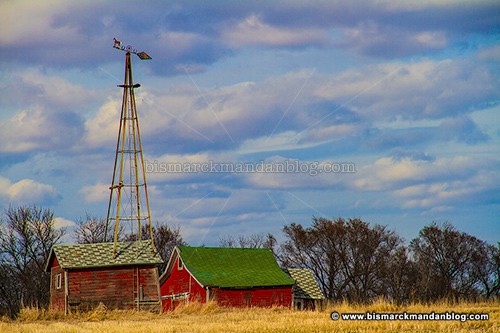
[45,240,163,313]
[159,246,294,311]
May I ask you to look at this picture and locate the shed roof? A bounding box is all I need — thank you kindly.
[169,246,294,288]
[45,240,163,271]
[287,268,324,300]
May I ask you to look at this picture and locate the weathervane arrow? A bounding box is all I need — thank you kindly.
[113,38,152,60]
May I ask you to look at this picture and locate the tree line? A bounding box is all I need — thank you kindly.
[0,206,184,317]
[1,206,498,316]
[275,217,499,304]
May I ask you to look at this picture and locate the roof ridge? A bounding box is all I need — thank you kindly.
[54,239,152,247]
[46,239,162,271]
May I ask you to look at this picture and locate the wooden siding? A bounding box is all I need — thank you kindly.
[49,263,161,312]
[161,257,206,311]
[50,257,66,312]
[293,298,320,310]
[214,286,292,308]
[160,256,293,310]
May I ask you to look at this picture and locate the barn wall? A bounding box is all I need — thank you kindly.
[49,257,66,312]
[160,256,206,311]
[67,265,160,311]
[160,255,293,311]
[293,298,318,310]
[214,286,292,308]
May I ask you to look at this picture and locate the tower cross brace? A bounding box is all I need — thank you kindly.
[105,39,154,257]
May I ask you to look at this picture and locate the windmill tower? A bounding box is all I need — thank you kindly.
[105,38,155,257]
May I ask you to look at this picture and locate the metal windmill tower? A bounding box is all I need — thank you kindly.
[105,38,155,257]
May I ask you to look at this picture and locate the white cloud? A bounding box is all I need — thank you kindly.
[0,176,57,204]
[354,155,498,211]
[354,155,483,191]
[244,156,351,190]
[54,217,76,229]
[82,96,121,148]
[477,44,500,61]
[237,131,304,155]
[79,183,109,203]
[0,106,83,153]
[415,31,447,48]
[301,123,361,143]
[156,30,209,58]
[144,151,232,183]
[0,0,76,46]
[315,58,499,120]
[0,70,97,153]
[15,70,99,108]
[222,15,329,48]
[83,70,323,151]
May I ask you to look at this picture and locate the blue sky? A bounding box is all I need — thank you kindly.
[1,0,499,245]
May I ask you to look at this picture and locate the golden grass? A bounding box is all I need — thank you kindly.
[1,300,498,333]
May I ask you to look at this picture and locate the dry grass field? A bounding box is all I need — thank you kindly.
[1,300,498,333]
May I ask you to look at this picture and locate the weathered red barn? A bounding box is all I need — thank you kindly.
[159,246,294,310]
[45,240,163,313]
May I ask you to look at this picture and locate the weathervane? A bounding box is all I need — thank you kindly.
[106,38,155,257]
[113,38,152,60]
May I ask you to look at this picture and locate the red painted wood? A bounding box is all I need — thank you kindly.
[160,256,292,311]
[215,286,292,308]
[48,259,160,311]
[50,257,65,311]
[160,257,206,310]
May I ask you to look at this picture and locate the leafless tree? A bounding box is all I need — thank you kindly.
[0,206,65,316]
[279,217,404,303]
[125,223,186,272]
[73,214,124,244]
[385,247,419,304]
[219,233,277,251]
[410,222,491,302]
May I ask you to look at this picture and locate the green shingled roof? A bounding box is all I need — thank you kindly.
[177,246,294,288]
[287,268,324,300]
[45,240,163,271]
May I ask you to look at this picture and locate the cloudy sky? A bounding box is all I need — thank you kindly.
[1,0,499,245]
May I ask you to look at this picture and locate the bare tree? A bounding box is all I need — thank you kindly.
[219,233,277,250]
[385,247,419,304]
[73,214,124,244]
[0,206,65,316]
[279,217,404,303]
[410,222,490,302]
[469,243,499,300]
[125,223,186,272]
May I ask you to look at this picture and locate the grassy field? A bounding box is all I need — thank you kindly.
[1,300,498,333]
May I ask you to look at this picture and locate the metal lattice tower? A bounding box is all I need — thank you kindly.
[105,38,154,257]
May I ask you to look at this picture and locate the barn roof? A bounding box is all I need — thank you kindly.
[163,246,294,288]
[45,240,163,271]
[287,268,324,300]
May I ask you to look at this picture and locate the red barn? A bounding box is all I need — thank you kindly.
[159,246,294,311]
[45,240,163,313]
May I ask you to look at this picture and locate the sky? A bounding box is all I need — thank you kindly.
[0,0,499,246]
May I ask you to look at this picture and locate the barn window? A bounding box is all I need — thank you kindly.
[178,258,183,270]
[56,273,62,289]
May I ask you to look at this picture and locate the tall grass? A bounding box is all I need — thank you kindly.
[1,300,498,333]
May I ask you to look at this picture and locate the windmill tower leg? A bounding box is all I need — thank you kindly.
[105,42,155,257]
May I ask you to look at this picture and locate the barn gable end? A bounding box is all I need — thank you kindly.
[287,268,325,310]
[45,240,163,313]
[159,246,294,310]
